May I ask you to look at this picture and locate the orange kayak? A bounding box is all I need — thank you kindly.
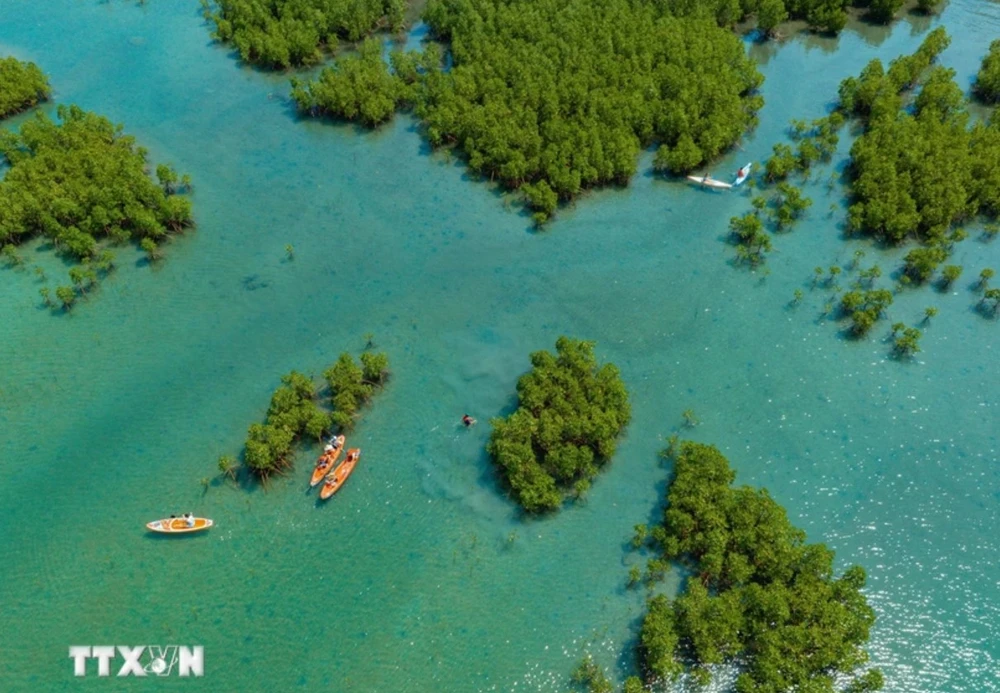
[146,517,213,533]
[319,448,361,500]
[310,435,345,487]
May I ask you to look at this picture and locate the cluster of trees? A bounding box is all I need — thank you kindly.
[726,113,827,267]
[244,371,333,478]
[235,349,390,480]
[323,350,390,431]
[839,28,1000,252]
[293,0,764,224]
[487,337,631,513]
[644,0,938,38]
[975,40,1000,104]
[764,114,842,182]
[201,0,406,69]
[632,441,882,692]
[840,288,893,335]
[291,39,432,126]
[0,105,193,301]
[833,27,1000,323]
[0,56,50,119]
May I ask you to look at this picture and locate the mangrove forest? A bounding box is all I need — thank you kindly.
[0,105,193,306]
[487,337,630,513]
[235,350,389,480]
[633,441,882,692]
[294,0,764,223]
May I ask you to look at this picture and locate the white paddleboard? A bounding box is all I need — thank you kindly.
[687,175,733,190]
[734,162,753,186]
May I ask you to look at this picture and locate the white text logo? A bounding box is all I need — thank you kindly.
[69,645,203,677]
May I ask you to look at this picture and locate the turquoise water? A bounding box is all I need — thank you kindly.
[1,1,999,690]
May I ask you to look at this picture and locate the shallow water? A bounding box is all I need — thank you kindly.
[1,1,999,690]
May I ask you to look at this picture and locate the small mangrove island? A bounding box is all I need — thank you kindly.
[0,105,193,308]
[487,337,630,513]
[628,441,882,692]
[229,349,389,481]
[0,55,50,119]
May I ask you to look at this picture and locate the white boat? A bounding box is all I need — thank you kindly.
[734,162,753,186]
[686,175,733,190]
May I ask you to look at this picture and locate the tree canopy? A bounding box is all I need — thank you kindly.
[0,56,50,119]
[975,39,1000,104]
[487,337,631,513]
[201,0,407,69]
[636,441,882,692]
[323,350,390,431]
[838,29,1000,255]
[0,105,193,258]
[244,371,333,478]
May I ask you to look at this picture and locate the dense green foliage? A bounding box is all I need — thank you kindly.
[294,0,764,223]
[0,56,50,119]
[0,105,193,265]
[291,39,425,125]
[635,441,881,691]
[201,0,407,68]
[487,337,630,513]
[323,350,390,431]
[244,371,333,477]
[425,0,763,221]
[838,29,1000,246]
[975,40,1000,104]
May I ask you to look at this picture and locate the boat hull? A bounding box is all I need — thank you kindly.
[310,436,345,487]
[319,448,361,500]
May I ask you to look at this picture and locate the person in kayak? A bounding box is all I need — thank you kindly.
[736,165,747,179]
[184,513,195,527]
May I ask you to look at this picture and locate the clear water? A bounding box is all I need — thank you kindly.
[1,1,999,690]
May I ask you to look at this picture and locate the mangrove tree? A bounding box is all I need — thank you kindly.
[487,337,631,512]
